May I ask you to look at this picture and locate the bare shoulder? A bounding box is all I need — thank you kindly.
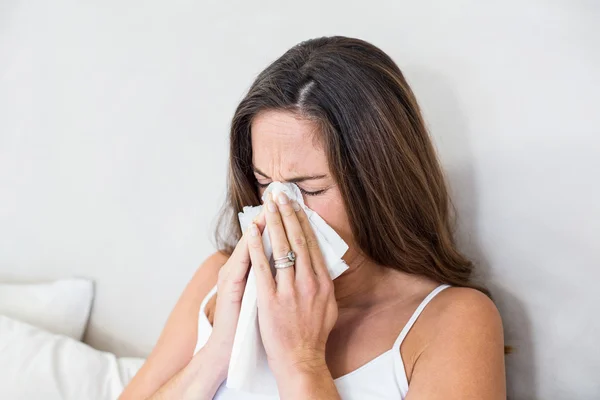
[119,251,229,400]
[421,286,504,357]
[433,286,503,332]
[185,251,229,303]
[405,287,506,399]
[155,250,228,352]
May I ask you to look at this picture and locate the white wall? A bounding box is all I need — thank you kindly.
[1,1,598,398]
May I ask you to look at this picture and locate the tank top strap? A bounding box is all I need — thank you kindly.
[392,284,451,351]
[193,284,218,356]
[200,284,218,315]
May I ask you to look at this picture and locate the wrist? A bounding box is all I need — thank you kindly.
[274,359,338,400]
[271,349,328,378]
[168,340,230,400]
[280,358,329,379]
[200,338,231,381]
[272,355,329,385]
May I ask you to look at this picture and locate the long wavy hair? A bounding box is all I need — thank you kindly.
[215,35,485,293]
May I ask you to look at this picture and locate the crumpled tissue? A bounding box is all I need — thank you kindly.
[226,181,349,395]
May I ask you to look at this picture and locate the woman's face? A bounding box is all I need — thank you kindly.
[251,109,355,252]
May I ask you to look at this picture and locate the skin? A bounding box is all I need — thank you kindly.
[121,110,506,399]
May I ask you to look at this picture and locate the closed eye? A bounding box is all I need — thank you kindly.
[256,182,326,196]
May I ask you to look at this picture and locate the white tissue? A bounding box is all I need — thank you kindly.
[226,182,349,395]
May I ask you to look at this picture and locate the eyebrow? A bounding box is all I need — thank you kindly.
[253,167,327,183]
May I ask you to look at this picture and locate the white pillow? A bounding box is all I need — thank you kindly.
[0,278,94,340]
[0,315,145,400]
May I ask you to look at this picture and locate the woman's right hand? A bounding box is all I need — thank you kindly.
[204,208,266,373]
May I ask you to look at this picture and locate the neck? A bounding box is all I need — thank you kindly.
[333,251,387,309]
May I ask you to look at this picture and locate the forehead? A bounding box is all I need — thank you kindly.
[250,110,328,174]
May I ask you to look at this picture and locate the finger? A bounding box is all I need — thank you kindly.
[265,192,295,290]
[225,229,251,280]
[227,207,267,279]
[252,206,267,233]
[294,204,329,279]
[273,191,314,283]
[221,206,267,286]
[246,222,276,298]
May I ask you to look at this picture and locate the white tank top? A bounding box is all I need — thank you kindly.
[194,283,451,399]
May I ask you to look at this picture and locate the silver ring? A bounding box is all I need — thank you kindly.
[274,250,296,263]
[274,260,295,269]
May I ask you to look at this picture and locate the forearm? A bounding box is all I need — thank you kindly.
[275,363,341,400]
[148,343,227,400]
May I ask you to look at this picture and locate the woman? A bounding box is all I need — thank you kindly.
[121,36,506,399]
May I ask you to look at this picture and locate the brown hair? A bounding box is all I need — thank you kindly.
[215,35,485,293]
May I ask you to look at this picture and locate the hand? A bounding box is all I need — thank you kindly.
[246,191,338,380]
[205,208,266,375]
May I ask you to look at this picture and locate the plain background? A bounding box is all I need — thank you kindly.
[1,1,599,398]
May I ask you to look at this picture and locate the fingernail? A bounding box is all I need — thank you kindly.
[250,223,259,236]
[277,192,289,205]
[292,200,301,211]
[267,200,277,213]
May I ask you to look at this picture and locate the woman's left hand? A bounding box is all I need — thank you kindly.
[246,191,338,382]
